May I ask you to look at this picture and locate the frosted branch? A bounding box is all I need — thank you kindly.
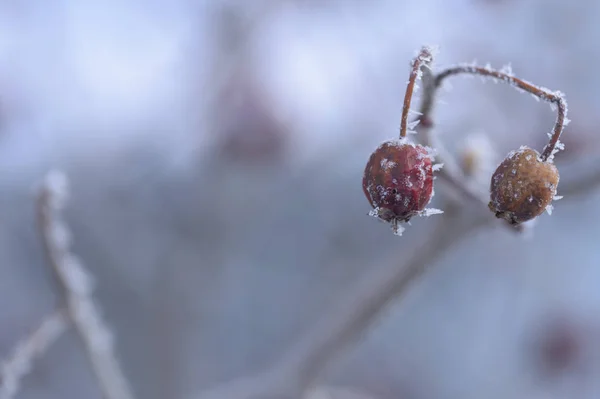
[0,310,68,399]
[433,64,568,162]
[36,170,136,399]
[399,46,435,138]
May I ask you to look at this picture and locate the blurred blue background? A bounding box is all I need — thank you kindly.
[1,0,600,398]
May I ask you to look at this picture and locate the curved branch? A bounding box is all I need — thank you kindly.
[414,61,572,231]
[433,65,567,162]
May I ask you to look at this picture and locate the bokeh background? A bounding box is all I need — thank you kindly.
[1,0,600,398]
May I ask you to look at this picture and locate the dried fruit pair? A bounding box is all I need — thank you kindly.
[364,139,562,232]
[363,45,568,234]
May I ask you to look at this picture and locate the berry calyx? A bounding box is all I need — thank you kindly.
[488,146,559,225]
[363,139,435,234]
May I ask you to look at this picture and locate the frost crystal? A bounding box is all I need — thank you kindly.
[553,195,563,201]
[392,223,406,236]
[546,204,554,215]
[368,208,380,218]
[377,137,414,151]
[500,63,513,76]
[423,145,438,162]
[546,139,565,162]
[432,163,444,172]
[380,159,397,171]
[407,120,420,130]
[420,208,444,217]
[415,69,423,81]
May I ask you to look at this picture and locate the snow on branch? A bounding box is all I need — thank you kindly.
[36,170,136,399]
[0,310,68,399]
[432,63,567,162]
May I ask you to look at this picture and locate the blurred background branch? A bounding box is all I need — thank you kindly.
[36,172,135,399]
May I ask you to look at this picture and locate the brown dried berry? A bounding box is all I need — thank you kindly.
[488,146,559,225]
[363,139,435,232]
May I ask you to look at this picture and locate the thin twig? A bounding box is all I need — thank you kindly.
[433,65,567,162]
[36,171,136,399]
[399,47,434,138]
[0,310,68,399]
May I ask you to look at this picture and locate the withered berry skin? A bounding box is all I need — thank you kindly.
[488,147,559,225]
[363,140,434,223]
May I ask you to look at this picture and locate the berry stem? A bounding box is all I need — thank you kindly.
[433,65,567,162]
[399,47,434,138]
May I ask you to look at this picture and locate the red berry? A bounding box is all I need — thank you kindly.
[488,146,559,225]
[363,139,435,229]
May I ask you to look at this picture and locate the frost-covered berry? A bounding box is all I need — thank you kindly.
[363,139,435,232]
[488,146,559,225]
